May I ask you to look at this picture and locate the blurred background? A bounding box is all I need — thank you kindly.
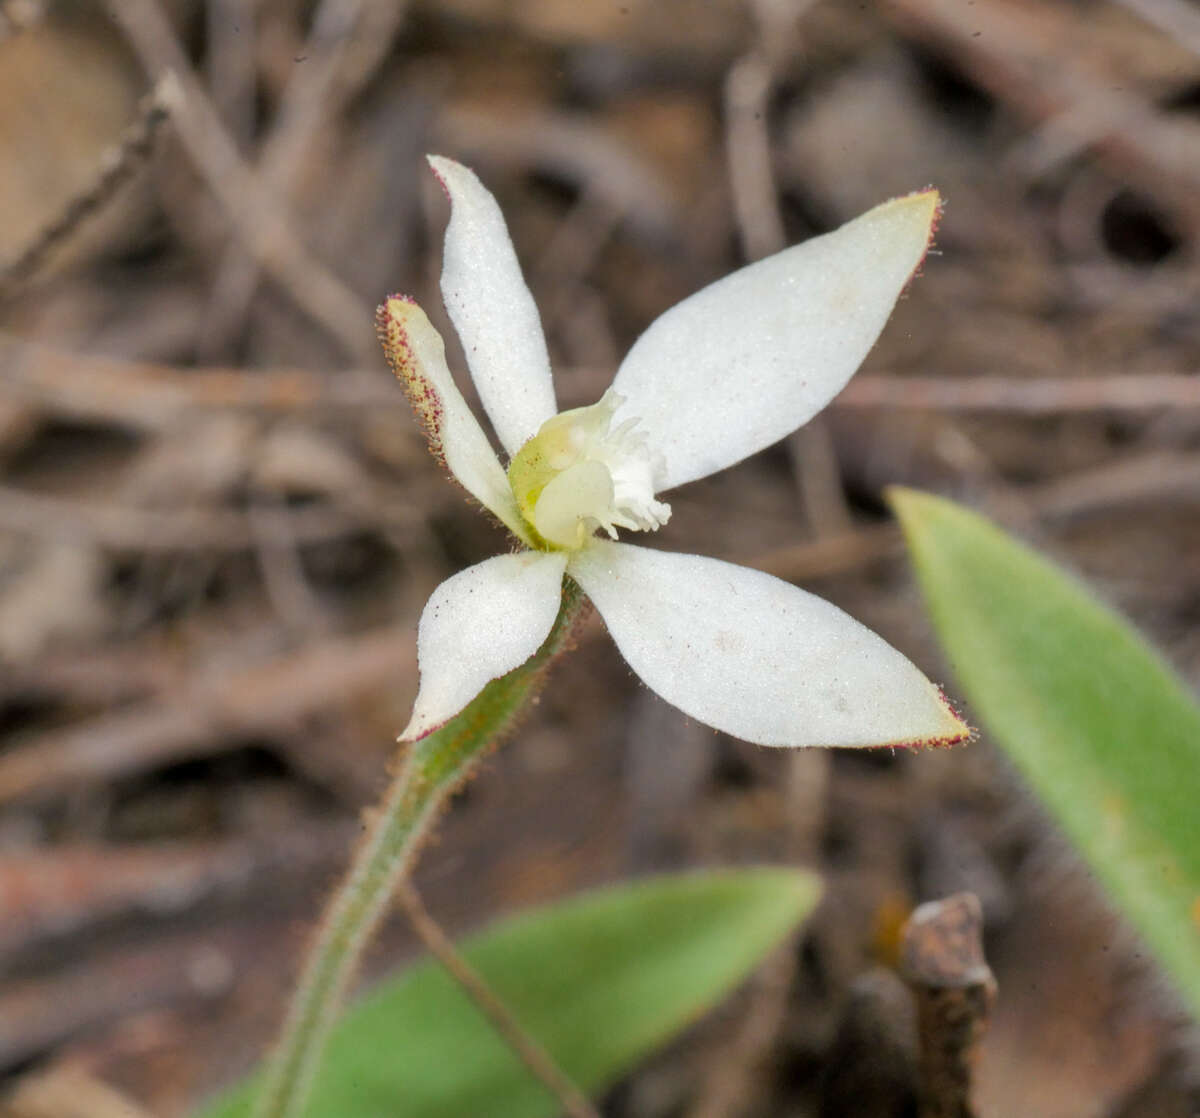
[1,0,1199,1114]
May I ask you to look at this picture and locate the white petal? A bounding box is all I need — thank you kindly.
[612,191,940,491]
[377,296,530,544]
[570,541,967,748]
[401,550,568,741]
[429,155,558,457]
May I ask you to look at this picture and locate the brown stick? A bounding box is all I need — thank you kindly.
[3,439,1193,804]
[0,79,170,298]
[884,0,1200,239]
[0,482,378,551]
[198,0,407,360]
[6,333,1200,431]
[836,373,1200,413]
[900,893,996,1118]
[107,0,376,364]
[396,882,602,1118]
[1111,0,1200,59]
[0,625,417,804]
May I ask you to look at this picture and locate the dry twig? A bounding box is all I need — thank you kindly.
[0,483,375,551]
[0,829,351,962]
[0,78,170,299]
[199,0,407,359]
[900,893,996,1118]
[1111,0,1200,60]
[397,882,602,1118]
[884,0,1200,237]
[107,0,376,363]
[838,373,1200,413]
[7,333,1199,436]
[3,1066,159,1118]
[688,14,833,1118]
[0,625,417,803]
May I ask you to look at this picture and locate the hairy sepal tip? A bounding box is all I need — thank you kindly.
[376,296,448,466]
[923,686,973,748]
[425,153,452,198]
[884,188,942,288]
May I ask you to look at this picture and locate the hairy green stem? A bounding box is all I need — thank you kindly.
[254,579,590,1118]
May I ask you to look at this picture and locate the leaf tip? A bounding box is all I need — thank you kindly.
[884,484,941,534]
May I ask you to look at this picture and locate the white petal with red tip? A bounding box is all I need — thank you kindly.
[569,541,967,748]
[430,155,557,457]
[376,297,529,542]
[612,191,939,492]
[401,551,568,741]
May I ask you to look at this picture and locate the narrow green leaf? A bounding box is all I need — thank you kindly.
[200,868,818,1118]
[890,488,1200,1017]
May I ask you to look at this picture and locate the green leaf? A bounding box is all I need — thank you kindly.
[890,487,1200,1017]
[199,868,819,1118]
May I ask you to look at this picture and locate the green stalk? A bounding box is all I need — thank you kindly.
[254,579,590,1118]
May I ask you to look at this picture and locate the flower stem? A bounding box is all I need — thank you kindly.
[254,579,590,1118]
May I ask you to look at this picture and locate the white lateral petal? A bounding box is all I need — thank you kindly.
[401,550,568,741]
[429,155,558,457]
[612,191,940,492]
[377,296,530,543]
[570,541,967,748]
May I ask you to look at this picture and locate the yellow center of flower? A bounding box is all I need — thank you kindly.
[508,389,671,550]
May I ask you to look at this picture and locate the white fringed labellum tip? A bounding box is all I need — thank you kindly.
[382,157,967,749]
[508,389,672,549]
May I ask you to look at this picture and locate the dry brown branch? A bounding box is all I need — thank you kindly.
[884,0,1200,237]
[1,444,1191,804]
[0,483,375,551]
[754,447,1200,582]
[199,0,407,359]
[1111,0,1200,60]
[724,52,785,263]
[0,79,170,299]
[436,107,677,241]
[0,641,171,705]
[0,625,416,803]
[0,920,282,1068]
[107,0,376,364]
[0,828,350,961]
[3,1066,159,1118]
[816,970,919,1116]
[686,945,798,1118]
[900,893,996,1118]
[1031,448,1200,518]
[205,0,257,150]
[688,18,835,1118]
[837,373,1200,413]
[397,882,602,1118]
[248,498,335,634]
[788,419,854,538]
[0,335,392,430]
[7,333,1199,437]
[722,6,850,543]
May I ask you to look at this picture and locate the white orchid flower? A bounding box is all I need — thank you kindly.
[379,156,968,749]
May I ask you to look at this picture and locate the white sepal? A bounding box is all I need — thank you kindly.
[401,551,569,741]
[429,155,558,457]
[569,541,967,748]
[377,296,530,543]
[612,191,939,492]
